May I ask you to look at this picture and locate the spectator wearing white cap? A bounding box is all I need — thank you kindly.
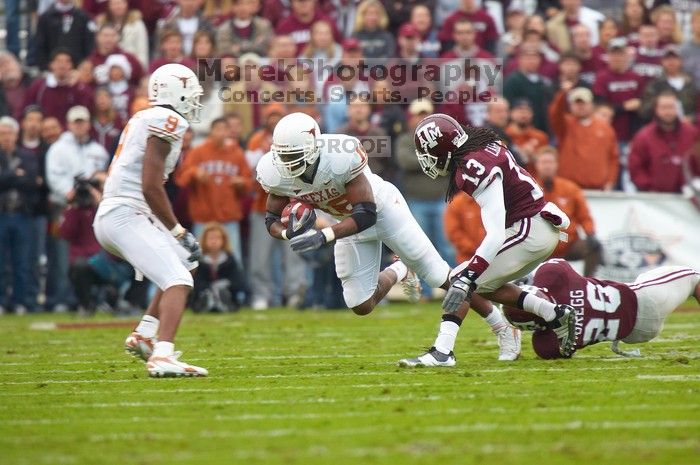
[44,106,109,313]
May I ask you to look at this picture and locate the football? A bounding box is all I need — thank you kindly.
[280,200,314,226]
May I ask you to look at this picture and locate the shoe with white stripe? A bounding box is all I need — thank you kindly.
[495,325,522,361]
[398,347,456,367]
[124,332,157,362]
[147,353,208,377]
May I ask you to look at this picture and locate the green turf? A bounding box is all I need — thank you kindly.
[1,303,699,465]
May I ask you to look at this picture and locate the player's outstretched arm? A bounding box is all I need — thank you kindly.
[289,173,376,253]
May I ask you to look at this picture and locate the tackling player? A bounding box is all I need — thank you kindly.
[258,112,521,360]
[93,63,207,377]
[503,259,700,359]
[400,114,577,366]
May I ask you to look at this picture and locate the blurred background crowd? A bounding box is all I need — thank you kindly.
[0,0,699,315]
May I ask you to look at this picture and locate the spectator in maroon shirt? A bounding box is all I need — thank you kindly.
[91,87,123,153]
[0,52,32,121]
[503,29,559,81]
[411,4,440,58]
[275,0,341,56]
[593,37,645,142]
[439,0,498,55]
[620,0,649,42]
[651,5,683,47]
[556,53,590,91]
[628,92,699,193]
[440,18,494,60]
[571,24,606,87]
[592,17,618,63]
[88,24,144,87]
[23,49,94,127]
[149,28,197,73]
[631,24,664,85]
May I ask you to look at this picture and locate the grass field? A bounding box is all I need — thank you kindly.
[1,303,699,465]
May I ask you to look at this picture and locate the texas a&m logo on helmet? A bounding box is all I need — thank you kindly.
[413,114,468,179]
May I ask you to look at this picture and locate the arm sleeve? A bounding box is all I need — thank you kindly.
[471,175,507,268]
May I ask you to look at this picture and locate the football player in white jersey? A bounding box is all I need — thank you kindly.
[257,112,521,360]
[93,63,207,377]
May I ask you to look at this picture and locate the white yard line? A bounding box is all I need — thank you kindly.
[3,403,696,426]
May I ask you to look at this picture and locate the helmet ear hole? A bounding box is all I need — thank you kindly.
[180,96,185,101]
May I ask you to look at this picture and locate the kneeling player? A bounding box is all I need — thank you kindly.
[503,259,700,358]
[399,115,577,367]
[258,112,520,360]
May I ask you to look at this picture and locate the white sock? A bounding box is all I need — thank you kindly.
[152,341,174,357]
[135,315,159,338]
[522,293,557,322]
[386,261,408,282]
[434,321,460,355]
[484,305,507,332]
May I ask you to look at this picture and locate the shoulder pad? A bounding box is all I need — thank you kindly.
[145,106,189,143]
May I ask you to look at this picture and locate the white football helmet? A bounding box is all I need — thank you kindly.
[148,63,203,122]
[271,112,321,178]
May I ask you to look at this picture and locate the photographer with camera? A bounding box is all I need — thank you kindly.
[45,106,109,312]
[60,176,133,314]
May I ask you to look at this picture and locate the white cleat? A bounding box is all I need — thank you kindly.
[146,353,208,378]
[401,268,422,303]
[124,332,157,362]
[495,325,522,361]
[398,347,456,367]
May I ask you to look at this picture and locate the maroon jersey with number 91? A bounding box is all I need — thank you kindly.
[533,259,639,350]
[455,142,546,227]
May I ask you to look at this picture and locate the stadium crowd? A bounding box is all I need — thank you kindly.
[0,0,699,314]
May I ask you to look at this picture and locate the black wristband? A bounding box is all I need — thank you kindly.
[264,211,281,233]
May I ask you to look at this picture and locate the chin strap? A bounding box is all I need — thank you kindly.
[611,340,641,357]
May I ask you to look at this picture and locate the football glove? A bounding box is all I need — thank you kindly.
[178,230,202,262]
[286,204,317,239]
[290,227,335,253]
[442,274,477,313]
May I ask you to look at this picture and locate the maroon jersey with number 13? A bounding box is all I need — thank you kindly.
[455,142,546,227]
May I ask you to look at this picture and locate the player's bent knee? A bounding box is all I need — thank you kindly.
[351,300,374,316]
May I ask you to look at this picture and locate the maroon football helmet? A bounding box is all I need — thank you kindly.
[413,113,468,179]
